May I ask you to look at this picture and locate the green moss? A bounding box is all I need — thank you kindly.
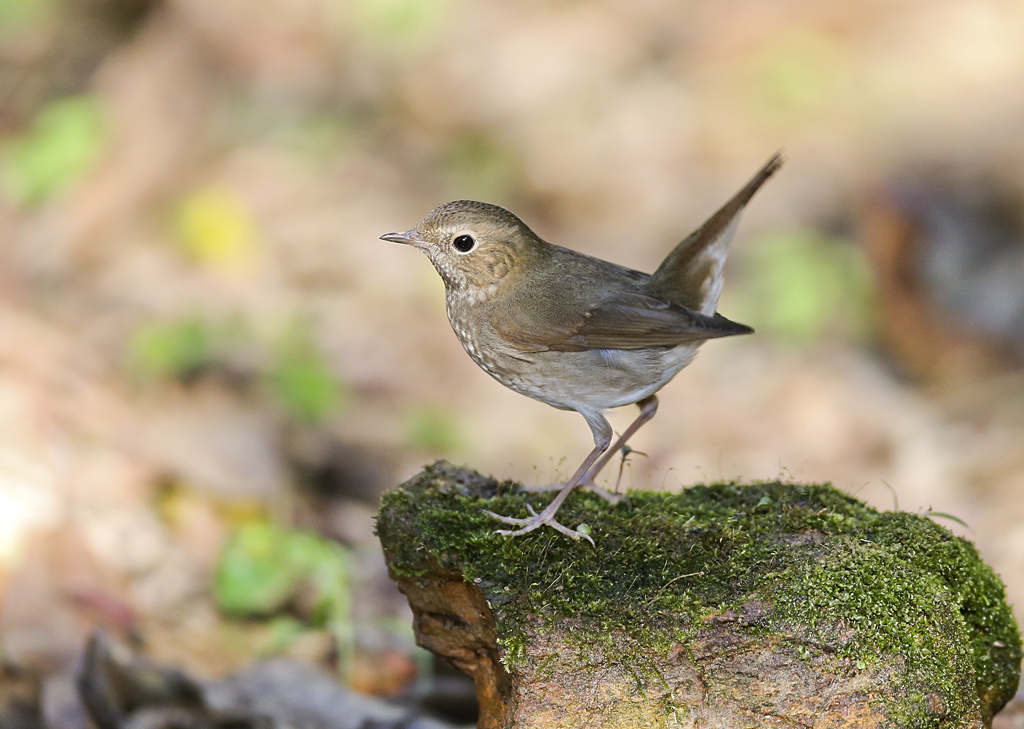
[378,462,1021,725]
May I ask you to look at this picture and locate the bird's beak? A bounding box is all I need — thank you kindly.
[380,229,423,246]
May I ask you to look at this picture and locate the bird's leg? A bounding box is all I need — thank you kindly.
[578,396,659,504]
[484,411,612,543]
[519,396,659,503]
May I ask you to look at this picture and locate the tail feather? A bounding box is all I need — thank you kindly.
[645,153,783,314]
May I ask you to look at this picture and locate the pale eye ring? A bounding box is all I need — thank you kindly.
[452,234,475,253]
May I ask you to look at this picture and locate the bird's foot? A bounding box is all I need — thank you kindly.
[482,503,594,545]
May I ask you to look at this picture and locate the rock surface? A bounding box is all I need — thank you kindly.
[377,462,1022,729]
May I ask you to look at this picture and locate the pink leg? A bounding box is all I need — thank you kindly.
[484,409,613,543]
[580,396,659,501]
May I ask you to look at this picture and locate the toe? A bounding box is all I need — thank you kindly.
[482,509,527,526]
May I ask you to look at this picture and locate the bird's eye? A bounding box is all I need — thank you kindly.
[452,234,475,253]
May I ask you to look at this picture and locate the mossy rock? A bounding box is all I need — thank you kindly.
[377,462,1021,729]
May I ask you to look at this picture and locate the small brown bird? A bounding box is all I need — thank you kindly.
[383,154,782,542]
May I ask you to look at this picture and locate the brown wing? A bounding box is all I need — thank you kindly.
[495,288,753,353]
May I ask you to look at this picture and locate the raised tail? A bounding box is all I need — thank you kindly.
[645,153,783,315]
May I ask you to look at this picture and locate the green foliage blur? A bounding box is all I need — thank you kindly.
[443,132,521,201]
[0,0,53,40]
[129,316,235,382]
[1,94,108,207]
[403,405,464,453]
[266,324,347,424]
[354,0,451,46]
[129,315,347,423]
[731,229,876,344]
[214,520,351,653]
[751,30,851,123]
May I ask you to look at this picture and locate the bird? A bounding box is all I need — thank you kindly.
[382,154,782,542]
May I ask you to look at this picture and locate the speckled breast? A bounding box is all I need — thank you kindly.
[445,297,526,392]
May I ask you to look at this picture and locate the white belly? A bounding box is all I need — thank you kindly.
[490,343,701,413]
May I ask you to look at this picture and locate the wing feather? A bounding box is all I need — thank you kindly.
[495,288,752,353]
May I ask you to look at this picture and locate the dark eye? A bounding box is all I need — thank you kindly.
[452,234,475,253]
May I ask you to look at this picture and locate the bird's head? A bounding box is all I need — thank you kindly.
[382,200,545,296]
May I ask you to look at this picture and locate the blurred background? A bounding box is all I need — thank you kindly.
[2,0,1024,725]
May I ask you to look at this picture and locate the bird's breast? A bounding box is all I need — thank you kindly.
[445,295,514,383]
